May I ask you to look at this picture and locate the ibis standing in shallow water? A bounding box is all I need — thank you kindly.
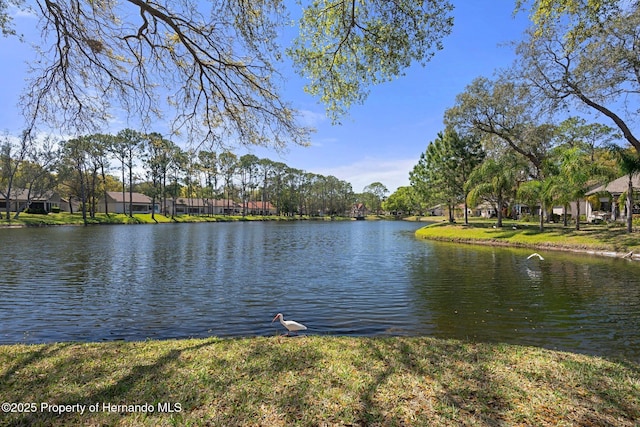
[272,313,307,336]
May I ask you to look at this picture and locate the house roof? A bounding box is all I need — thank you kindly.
[174,197,240,207]
[1,189,58,201]
[585,174,640,196]
[246,201,275,210]
[174,197,208,207]
[473,201,495,209]
[105,191,152,204]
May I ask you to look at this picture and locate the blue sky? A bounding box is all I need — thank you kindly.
[1,1,532,194]
[267,1,532,193]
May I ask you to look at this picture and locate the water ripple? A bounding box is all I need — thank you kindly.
[1,222,640,361]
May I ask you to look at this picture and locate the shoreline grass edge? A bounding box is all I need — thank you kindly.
[0,212,358,228]
[415,220,640,260]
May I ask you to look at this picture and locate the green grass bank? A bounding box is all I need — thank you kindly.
[415,219,640,257]
[0,212,352,227]
[1,336,639,426]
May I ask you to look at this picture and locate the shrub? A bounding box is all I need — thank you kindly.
[519,214,539,223]
[25,207,48,215]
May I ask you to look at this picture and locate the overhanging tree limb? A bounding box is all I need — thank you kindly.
[20,0,310,148]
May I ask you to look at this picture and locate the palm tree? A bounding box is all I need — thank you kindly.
[465,155,520,228]
[553,146,615,230]
[609,146,640,233]
[517,176,556,232]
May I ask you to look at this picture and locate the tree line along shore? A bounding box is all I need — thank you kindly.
[3,212,639,259]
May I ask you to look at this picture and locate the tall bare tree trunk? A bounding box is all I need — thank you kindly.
[627,176,633,233]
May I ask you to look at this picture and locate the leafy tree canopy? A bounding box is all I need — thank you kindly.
[515,2,640,154]
[410,128,484,223]
[382,186,419,214]
[445,75,553,178]
[516,0,621,41]
[288,0,454,122]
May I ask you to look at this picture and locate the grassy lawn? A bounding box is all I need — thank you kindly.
[0,212,348,227]
[1,336,638,426]
[415,219,640,254]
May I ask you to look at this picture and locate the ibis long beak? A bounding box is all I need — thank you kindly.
[271,315,278,323]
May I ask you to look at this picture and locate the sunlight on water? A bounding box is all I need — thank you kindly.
[1,221,639,360]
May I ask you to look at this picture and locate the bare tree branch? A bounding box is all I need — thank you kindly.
[20,0,311,149]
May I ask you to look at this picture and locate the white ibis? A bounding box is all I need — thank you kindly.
[272,313,307,335]
[527,253,544,260]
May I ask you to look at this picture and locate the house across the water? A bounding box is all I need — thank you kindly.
[0,189,66,213]
[585,174,640,223]
[97,191,159,214]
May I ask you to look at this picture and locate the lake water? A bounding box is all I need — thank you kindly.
[1,221,639,361]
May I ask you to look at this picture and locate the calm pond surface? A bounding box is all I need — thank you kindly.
[1,220,639,361]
